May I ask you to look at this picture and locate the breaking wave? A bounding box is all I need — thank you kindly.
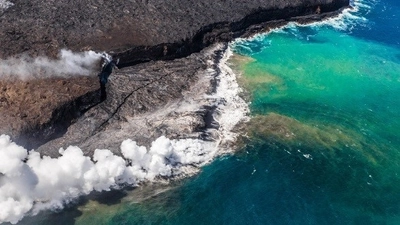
[296,0,377,31]
[231,0,376,54]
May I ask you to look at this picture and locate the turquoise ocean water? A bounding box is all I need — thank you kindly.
[14,0,400,224]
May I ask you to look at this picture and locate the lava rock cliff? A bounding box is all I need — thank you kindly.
[0,0,349,155]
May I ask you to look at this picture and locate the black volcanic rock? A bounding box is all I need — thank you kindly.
[0,0,349,58]
[37,49,212,157]
[0,0,350,155]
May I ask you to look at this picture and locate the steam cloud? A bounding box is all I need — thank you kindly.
[0,0,13,10]
[0,49,103,80]
[0,135,215,224]
[0,43,250,224]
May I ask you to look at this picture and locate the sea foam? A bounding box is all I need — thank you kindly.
[296,0,376,31]
[231,0,374,53]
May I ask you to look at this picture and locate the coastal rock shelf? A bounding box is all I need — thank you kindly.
[0,0,349,58]
[0,0,349,155]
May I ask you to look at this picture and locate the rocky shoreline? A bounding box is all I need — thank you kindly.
[0,0,349,156]
[1,0,349,58]
[36,44,246,158]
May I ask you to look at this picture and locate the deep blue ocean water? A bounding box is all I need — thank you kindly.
[13,0,400,224]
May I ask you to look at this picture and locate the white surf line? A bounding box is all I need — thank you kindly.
[293,0,374,31]
[207,44,250,149]
[231,0,372,49]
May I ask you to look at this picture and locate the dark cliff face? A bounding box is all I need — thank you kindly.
[0,0,348,58]
[0,0,349,154]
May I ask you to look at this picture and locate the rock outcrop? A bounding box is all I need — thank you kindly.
[0,0,349,155]
[37,48,215,157]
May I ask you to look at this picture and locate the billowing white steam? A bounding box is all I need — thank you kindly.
[0,43,250,224]
[0,49,103,80]
[0,135,217,224]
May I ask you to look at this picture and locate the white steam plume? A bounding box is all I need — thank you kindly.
[0,49,103,80]
[0,135,217,224]
[0,43,250,224]
[0,0,13,10]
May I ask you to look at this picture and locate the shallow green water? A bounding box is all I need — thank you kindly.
[66,25,400,225]
[230,25,400,218]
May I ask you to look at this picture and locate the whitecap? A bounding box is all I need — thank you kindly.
[230,0,377,52]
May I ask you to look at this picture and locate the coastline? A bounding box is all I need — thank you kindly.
[0,0,350,149]
[0,0,351,154]
[66,0,400,223]
[0,2,353,224]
